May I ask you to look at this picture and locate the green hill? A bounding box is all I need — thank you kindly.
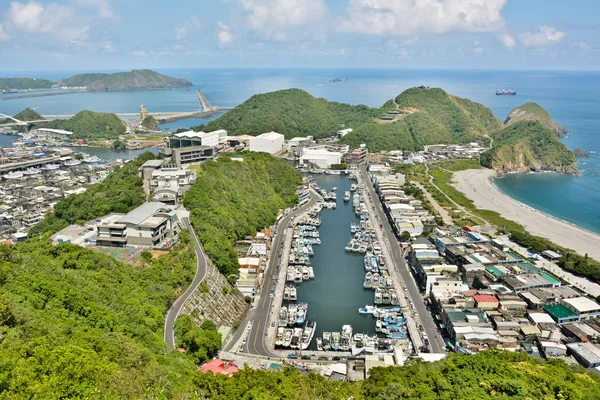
[340,87,503,152]
[0,77,54,90]
[42,110,126,139]
[60,69,192,91]
[505,102,569,138]
[481,120,577,174]
[203,89,395,139]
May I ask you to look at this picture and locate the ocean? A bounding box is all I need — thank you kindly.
[1,68,599,233]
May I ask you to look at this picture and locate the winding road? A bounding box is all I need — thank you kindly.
[224,192,318,357]
[164,217,208,351]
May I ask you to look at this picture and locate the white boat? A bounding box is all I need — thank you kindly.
[64,159,81,167]
[316,337,323,351]
[283,329,293,347]
[4,171,23,180]
[308,266,315,279]
[331,332,341,351]
[290,286,297,301]
[300,320,316,350]
[340,325,353,351]
[358,305,377,314]
[276,327,284,346]
[23,167,41,176]
[287,304,298,327]
[322,332,332,351]
[42,164,60,171]
[290,327,303,350]
[82,155,101,163]
[283,286,291,301]
[344,191,351,202]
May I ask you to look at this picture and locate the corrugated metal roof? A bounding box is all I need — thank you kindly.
[118,202,166,225]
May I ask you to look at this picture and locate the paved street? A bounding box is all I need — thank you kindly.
[359,165,446,354]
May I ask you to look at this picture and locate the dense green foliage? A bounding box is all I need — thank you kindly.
[1,108,44,132]
[341,87,503,152]
[504,102,568,138]
[141,115,159,130]
[29,152,155,236]
[510,230,600,281]
[203,89,395,139]
[175,316,221,364]
[481,120,576,173]
[192,351,600,400]
[42,110,126,139]
[113,139,127,149]
[184,152,302,277]
[59,69,192,91]
[0,233,199,398]
[0,77,54,90]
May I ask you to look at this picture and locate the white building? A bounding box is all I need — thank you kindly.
[174,130,220,147]
[249,132,285,154]
[337,128,353,138]
[300,148,342,169]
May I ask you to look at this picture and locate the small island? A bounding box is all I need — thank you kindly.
[330,77,343,82]
[574,147,590,158]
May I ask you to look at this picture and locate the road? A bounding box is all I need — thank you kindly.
[224,192,318,356]
[359,165,446,354]
[163,217,209,351]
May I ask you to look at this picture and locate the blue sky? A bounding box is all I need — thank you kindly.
[0,0,599,71]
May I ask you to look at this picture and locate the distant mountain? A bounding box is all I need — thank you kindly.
[203,88,395,139]
[0,78,54,91]
[59,70,192,92]
[340,87,503,152]
[504,102,569,138]
[481,120,577,174]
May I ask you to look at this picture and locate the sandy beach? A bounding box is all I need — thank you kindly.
[453,169,600,261]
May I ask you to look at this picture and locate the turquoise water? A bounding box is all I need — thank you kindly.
[1,68,599,232]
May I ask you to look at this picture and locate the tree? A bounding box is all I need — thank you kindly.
[140,251,153,263]
[113,140,126,149]
[400,231,411,241]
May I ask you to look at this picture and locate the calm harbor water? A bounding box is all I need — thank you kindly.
[295,175,376,350]
[1,68,599,232]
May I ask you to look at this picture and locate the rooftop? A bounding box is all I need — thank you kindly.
[198,359,239,376]
[473,294,498,303]
[563,297,600,313]
[544,303,576,320]
[118,202,167,225]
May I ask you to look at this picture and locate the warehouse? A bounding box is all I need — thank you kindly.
[249,132,285,154]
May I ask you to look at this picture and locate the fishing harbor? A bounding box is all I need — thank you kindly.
[269,172,413,357]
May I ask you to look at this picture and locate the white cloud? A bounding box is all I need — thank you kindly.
[74,0,115,19]
[217,21,234,48]
[498,33,515,48]
[575,42,590,51]
[0,24,9,41]
[175,17,203,41]
[132,50,146,57]
[520,25,566,47]
[102,41,116,52]
[175,26,187,40]
[339,0,507,36]
[238,0,327,41]
[6,1,90,43]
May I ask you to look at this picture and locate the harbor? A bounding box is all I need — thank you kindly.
[271,173,412,356]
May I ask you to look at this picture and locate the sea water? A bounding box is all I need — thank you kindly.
[1,68,599,232]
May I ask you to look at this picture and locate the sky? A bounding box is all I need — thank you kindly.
[0,0,599,72]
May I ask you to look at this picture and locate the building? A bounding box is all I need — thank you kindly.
[138,160,197,204]
[351,145,368,164]
[249,132,285,154]
[567,342,600,368]
[300,148,342,169]
[561,297,600,321]
[473,294,499,310]
[173,130,220,147]
[32,128,73,136]
[96,202,178,247]
[337,128,353,138]
[198,359,239,376]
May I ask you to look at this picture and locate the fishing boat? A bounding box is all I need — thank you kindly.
[300,320,316,350]
[322,332,332,351]
[363,272,372,289]
[283,286,291,301]
[290,286,297,301]
[276,327,284,346]
[42,164,60,171]
[343,191,351,202]
[301,266,310,281]
[374,289,383,305]
[286,269,295,282]
[296,303,308,325]
[279,307,288,326]
[344,241,354,252]
[331,332,341,351]
[287,304,298,326]
[283,329,293,347]
[294,270,303,283]
[350,183,358,192]
[22,167,41,176]
[316,337,323,351]
[4,171,23,180]
[290,327,303,349]
[340,325,353,351]
[308,266,315,279]
[82,155,101,163]
[64,159,81,167]
[358,305,377,314]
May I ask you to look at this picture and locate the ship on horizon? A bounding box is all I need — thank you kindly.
[496,89,517,95]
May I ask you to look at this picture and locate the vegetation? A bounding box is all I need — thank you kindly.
[341,87,503,152]
[183,152,302,277]
[112,139,127,149]
[510,230,600,281]
[141,115,159,130]
[504,102,568,138]
[59,69,192,91]
[1,108,44,132]
[174,316,221,364]
[0,232,201,398]
[41,110,126,140]
[481,121,577,174]
[0,77,54,90]
[203,89,395,139]
[29,152,155,236]
[330,163,347,170]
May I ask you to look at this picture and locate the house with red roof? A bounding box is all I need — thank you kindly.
[198,359,239,377]
[473,294,499,310]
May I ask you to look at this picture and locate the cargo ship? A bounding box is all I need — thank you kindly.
[496,89,516,95]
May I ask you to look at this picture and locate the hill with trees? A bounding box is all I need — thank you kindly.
[183,152,302,278]
[42,110,126,139]
[1,108,44,132]
[59,69,192,91]
[505,102,569,138]
[0,77,54,90]
[29,152,155,236]
[203,89,396,139]
[141,115,159,130]
[480,120,577,174]
[340,87,503,152]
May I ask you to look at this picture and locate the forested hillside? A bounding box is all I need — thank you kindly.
[183,152,302,278]
[341,87,503,152]
[481,120,577,174]
[41,110,126,139]
[203,89,395,139]
[504,102,569,138]
[0,77,54,90]
[29,152,155,236]
[59,69,192,91]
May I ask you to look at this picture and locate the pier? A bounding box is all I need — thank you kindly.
[0,156,62,173]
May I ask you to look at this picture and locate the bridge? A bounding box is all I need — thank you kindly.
[0,90,232,127]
